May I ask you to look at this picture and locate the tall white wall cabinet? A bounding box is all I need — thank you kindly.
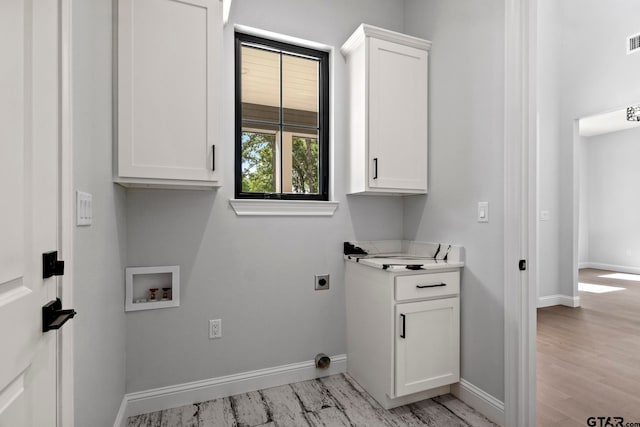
[341,25,431,195]
[116,0,223,189]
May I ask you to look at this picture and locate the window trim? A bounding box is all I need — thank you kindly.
[234,31,330,201]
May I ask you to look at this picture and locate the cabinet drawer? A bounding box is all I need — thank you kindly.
[395,271,459,301]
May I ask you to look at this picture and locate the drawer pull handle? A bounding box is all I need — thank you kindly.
[416,283,446,289]
[400,313,406,339]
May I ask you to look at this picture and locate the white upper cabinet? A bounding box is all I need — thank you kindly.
[116,0,223,189]
[341,25,431,195]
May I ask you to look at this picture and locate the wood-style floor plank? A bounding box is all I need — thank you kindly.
[197,398,236,427]
[159,405,198,427]
[409,399,468,427]
[290,378,336,413]
[127,413,161,427]
[260,384,310,427]
[388,405,432,427]
[305,406,352,427]
[229,391,270,427]
[320,374,391,426]
[537,268,640,426]
[434,394,496,427]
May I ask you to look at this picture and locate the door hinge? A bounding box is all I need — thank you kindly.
[43,251,64,278]
[519,259,527,271]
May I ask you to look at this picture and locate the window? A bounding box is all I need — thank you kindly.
[235,32,329,200]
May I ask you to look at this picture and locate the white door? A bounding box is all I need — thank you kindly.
[368,37,428,191]
[0,0,62,425]
[395,298,459,397]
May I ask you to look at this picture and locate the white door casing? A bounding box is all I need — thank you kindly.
[504,0,537,425]
[0,0,64,425]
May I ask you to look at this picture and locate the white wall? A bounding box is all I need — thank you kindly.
[402,0,506,402]
[538,0,640,298]
[72,0,127,425]
[124,0,406,393]
[581,127,640,270]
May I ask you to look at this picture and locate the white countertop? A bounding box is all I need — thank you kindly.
[344,254,464,272]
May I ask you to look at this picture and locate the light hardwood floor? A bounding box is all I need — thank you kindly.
[127,373,496,426]
[537,268,640,426]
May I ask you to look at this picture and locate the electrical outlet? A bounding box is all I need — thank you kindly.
[209,319,222,339]
[315,274,330,291]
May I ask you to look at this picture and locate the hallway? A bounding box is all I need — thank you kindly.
[537,269,640,426]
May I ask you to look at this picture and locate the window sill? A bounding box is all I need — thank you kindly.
[229,199,339,217]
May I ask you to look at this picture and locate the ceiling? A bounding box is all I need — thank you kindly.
[579,107,640,137]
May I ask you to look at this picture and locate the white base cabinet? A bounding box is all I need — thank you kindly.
[345,261,460,409]
[341,25,431,195]
[116,0,223,189]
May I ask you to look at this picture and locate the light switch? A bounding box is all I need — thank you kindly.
[540,210,550,221]
[76,191,92,226]
[478,202,489,223]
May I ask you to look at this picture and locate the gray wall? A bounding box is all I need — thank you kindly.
[580,128,640,269]
[124,0,406,393]
[538,0,640,298]
[73,0,127,425]
[402,0,506,401]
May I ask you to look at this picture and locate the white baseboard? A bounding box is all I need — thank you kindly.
[538,294,580,308]
[451,378,505,426]
[580,262,640,275]
[113,395,128,427]
[578,262,589,269]
[113,354,347,427]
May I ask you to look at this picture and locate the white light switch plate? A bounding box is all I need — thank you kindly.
[477,202,489,223]
[76,191,92,226]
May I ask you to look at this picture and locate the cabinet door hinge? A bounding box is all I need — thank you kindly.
[519,259,527,271]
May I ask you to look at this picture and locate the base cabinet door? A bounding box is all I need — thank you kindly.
[395,297,459,397]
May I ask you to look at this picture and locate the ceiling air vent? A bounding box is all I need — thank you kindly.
[627,32,640,55]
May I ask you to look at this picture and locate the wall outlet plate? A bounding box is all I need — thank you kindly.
[209,319,222,339]
[315,274,330,291]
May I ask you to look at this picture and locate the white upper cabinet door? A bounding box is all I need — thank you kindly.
[117,0,222,188]
[395,297,460,397]
[368,38,428,191]
[342,25,430,195]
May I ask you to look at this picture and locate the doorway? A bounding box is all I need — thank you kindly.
[537,106,640,425]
